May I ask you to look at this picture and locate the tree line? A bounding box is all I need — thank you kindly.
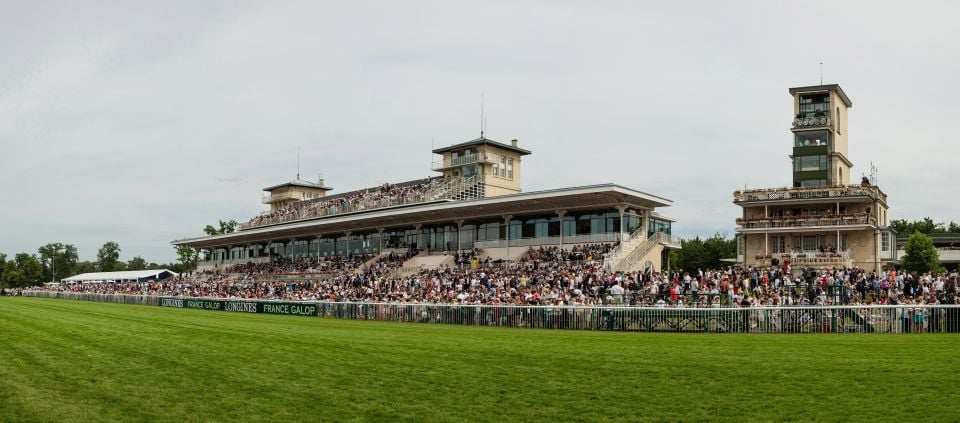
[0,220,238,289]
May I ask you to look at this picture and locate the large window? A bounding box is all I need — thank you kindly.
[794,155,828,172]
[794,130,830,148]
[798,93,830,118]
[771,236,786,254]
[648,217,672,237]
[881,232,890,252]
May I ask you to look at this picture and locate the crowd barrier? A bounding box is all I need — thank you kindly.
[19,291,960,334]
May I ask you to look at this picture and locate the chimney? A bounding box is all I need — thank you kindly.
[318,177,325,187]
[511,139,518,147]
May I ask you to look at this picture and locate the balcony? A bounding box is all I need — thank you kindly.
[752,251,852,268]
[792,115,831,129]
[431,153,493,171]
[262,191,303,204]
[734,185,887,205]
[736,214,876,231]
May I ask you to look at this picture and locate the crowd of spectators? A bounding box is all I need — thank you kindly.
[245,178,442,228]
[26,242,960,308]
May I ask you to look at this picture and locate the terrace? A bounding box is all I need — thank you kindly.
[736,213,876,231]
[733,185,887,205]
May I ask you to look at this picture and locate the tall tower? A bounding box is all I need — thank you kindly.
[789,84,853,187]
[734,83,896,274]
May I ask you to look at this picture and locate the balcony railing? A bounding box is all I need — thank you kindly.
[752,250,852,267]
[239,176,484,231]
[262,191,303,204]
[734,185,887,204]
[736,214,876,230]
[430,153,493,171]
[792,115,831,128]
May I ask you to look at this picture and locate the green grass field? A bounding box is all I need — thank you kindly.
[1,297,959,422]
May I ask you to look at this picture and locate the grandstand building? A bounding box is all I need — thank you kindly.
[174,136,681,272]
[733,84,897,273]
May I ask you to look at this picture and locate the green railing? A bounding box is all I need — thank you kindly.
[19,291,960,334]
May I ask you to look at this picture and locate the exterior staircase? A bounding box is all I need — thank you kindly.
[605,231,682,272]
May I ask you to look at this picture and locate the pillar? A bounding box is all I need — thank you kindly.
[503,215,513,256]
[556,210,567,249]
[456,220,464,251]
[616,204,628,241]
[377,228,384,254]
[414,224,422,252]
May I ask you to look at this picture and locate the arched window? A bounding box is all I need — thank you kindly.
[836,107,841,133]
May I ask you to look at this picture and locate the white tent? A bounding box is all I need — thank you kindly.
[62,269,179,283]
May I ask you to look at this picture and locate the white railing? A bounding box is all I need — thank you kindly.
[734,185,887,204]
[605,227,646,263]
[753,250,852,267]
[737,215,876,230]
[262,191,302,204]
[473,233,619,249]
[613,232,682,272]
[430,154,493,171]
[792,115,831,128]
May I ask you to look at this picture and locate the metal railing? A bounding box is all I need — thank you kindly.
[604,227,646,265]
[240,176,485,231]
[431,154,493,171]
[613,232,681,272]
[736,215,876,229]
[792,115,831,128]
[734,185,887,204]
[261,191,305,204]
[473,233,620,249]
[20,291,960,333]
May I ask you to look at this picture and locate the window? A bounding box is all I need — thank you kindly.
[794,130,830,148]
[737,235,745,257]
[794,155,828,172]
[881,232,890,252]
[798,93,830,118]
[491,154,500,177]
[500,156,507,179]
[507,158,514,180]
[771,236,786,254]
[839,234,848,251]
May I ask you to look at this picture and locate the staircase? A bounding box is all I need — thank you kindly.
[606,231,682,272]
[425,175,485,202]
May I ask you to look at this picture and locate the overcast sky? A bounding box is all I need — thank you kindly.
[1,0,958,263]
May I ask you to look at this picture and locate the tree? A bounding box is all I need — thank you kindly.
[11,253,43,287]
[900,232,944,274]
[175,245,198,272]
[37,243,79,282]
[0,254,7,288]
[668,234,736,272]
[127,256,148,271]
[97,241,122,272]
[204,220,239,235]
[890,218,947,235]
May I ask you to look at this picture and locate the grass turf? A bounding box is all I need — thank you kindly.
[1,298,959,422]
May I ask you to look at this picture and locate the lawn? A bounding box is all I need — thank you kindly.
[1,297,958,422]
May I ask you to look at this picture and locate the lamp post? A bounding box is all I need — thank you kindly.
[49,245,62,284]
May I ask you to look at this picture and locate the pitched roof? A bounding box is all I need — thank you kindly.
[432,136,532,155]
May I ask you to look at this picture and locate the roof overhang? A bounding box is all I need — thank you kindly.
[789,84,853,107]
[173,184,672,249]
[432,137,532,156]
